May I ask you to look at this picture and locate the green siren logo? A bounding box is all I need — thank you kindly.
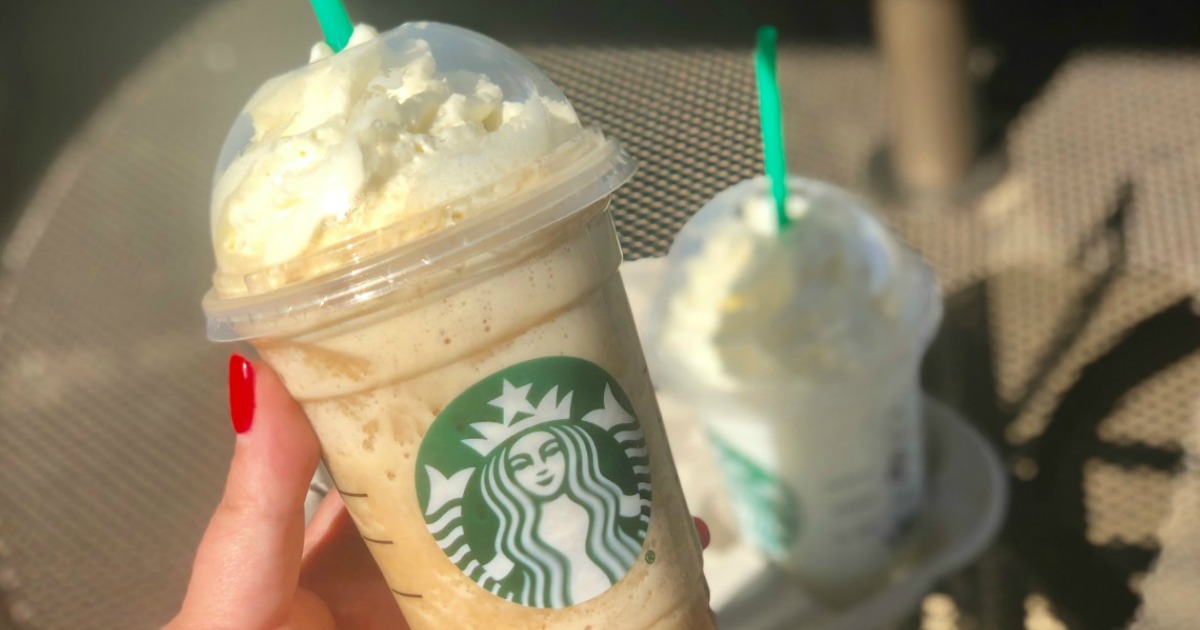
[709,433,800,560]
[416,357,652,609]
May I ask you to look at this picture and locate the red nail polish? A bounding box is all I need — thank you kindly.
[693,516,711,550]
[228,354,256,434]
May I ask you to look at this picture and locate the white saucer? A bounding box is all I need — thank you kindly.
[662,394,1007,629]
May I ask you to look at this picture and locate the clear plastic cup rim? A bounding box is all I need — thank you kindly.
[202,136,636,342]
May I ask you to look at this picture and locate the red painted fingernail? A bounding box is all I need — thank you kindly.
[228,354,256,434]
[694,516,711,550]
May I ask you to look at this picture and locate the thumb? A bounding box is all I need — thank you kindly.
[171,355,330,630]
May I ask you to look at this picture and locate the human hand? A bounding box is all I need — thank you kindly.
[166,356,710,630]
[166,357,405,630]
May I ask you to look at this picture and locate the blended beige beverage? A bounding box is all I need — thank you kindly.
[202,21,714,629]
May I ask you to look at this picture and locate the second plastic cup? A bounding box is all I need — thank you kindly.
[646,176,942,604]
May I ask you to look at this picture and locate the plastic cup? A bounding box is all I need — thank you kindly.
[202,22,713,629]
[645,176,942,604]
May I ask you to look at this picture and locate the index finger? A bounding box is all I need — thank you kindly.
[173,357,323,628]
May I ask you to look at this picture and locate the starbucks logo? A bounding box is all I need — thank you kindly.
[708,432,800,560]
[416,357,652,609]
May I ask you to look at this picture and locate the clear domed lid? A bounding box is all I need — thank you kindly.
[203,22,634,341]
[645,176,942,391]
[212,21,577,188]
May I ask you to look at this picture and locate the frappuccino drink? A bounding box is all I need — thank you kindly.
[203,22,713,629]
[646,176,942,603]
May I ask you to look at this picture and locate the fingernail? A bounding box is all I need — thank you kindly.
[228,354,256,434]
[693,516,711,550]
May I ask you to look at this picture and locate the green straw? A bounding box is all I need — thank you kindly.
[310,0,354,52]
[755,26,790,230]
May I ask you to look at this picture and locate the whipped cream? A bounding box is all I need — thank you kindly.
[659,183,913,388]
[212,24,589,295]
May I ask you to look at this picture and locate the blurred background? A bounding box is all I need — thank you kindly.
[4,0,1200,238]
[4,0,1200,629]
